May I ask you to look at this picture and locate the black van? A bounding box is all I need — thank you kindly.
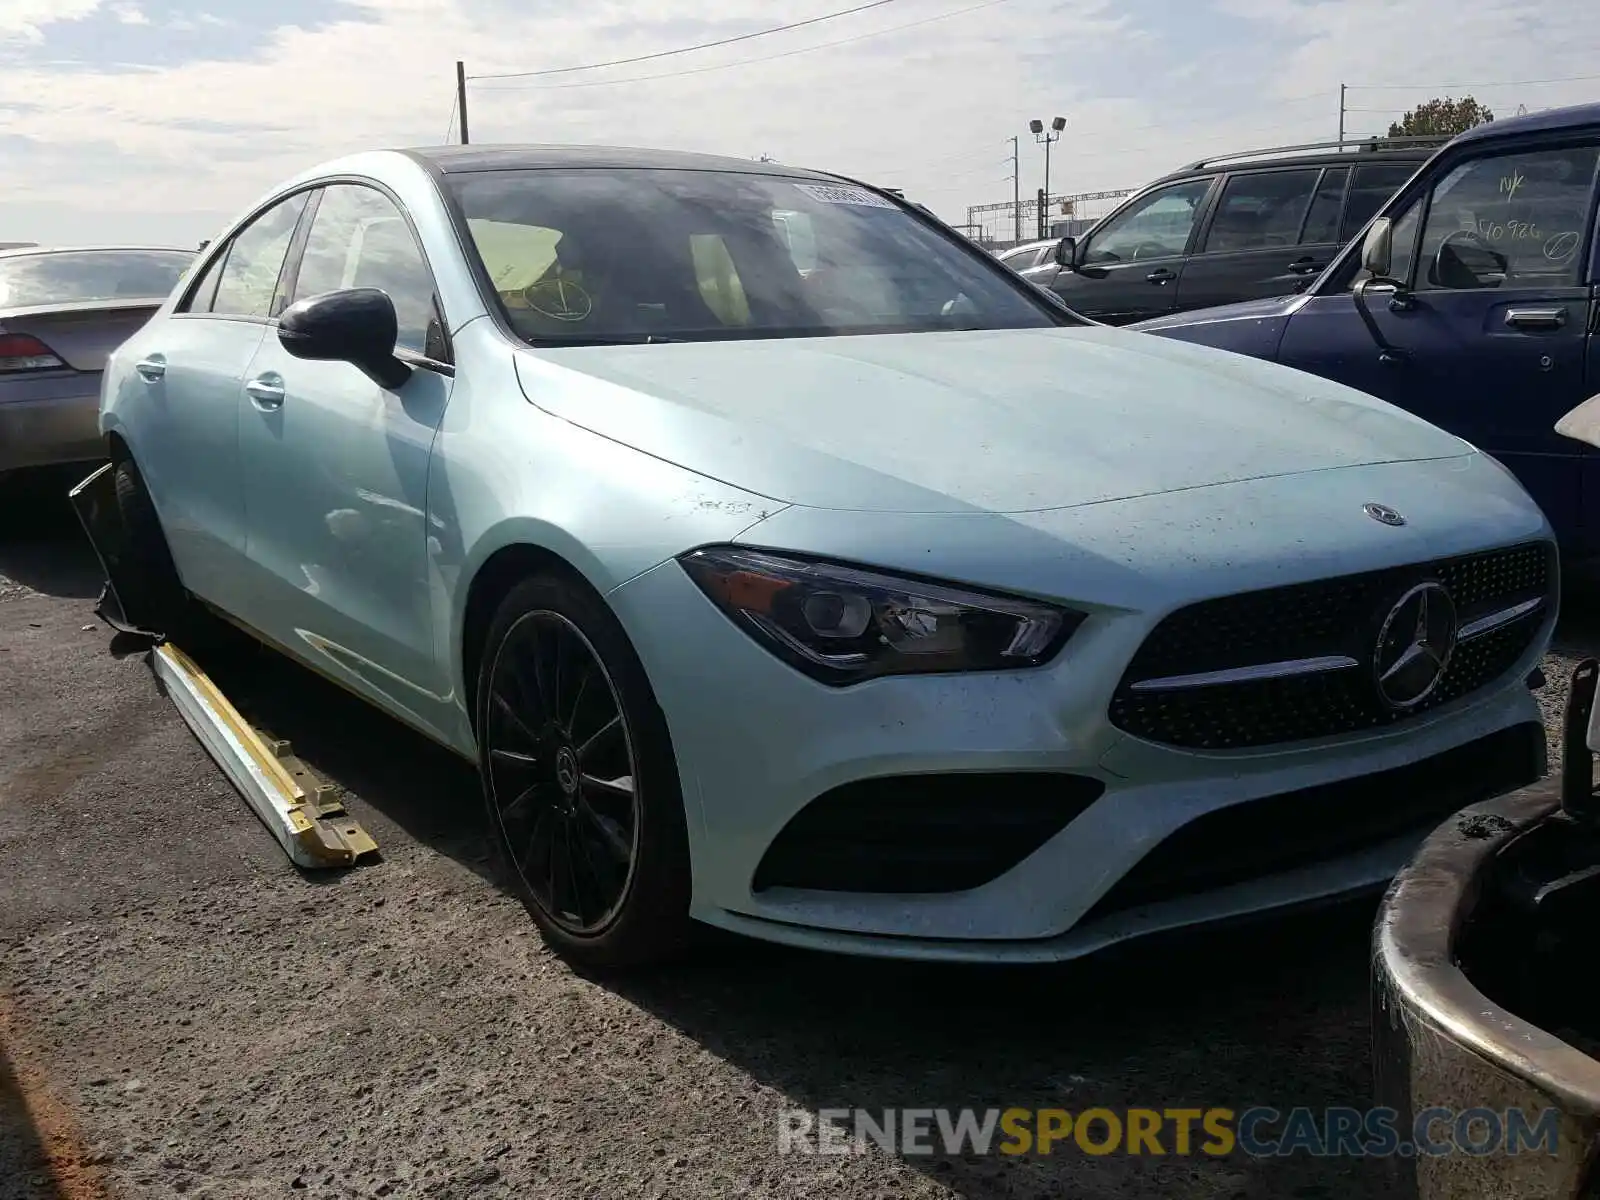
[1021,135,1446,324]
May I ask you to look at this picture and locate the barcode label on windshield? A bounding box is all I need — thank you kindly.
[794,183,898,209]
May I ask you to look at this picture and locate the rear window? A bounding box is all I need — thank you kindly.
[1339,163,1422,242]
[0,250,194,308]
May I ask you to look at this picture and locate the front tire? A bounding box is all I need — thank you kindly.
[112,457,187,633]
[475,574,692,968]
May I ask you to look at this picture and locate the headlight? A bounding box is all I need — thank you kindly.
[678,546,1082,685]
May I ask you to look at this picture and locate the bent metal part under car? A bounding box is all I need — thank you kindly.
[96,144,1557,968]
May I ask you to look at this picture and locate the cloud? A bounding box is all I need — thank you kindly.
[0,0,102,44]
[0,0,1596,246]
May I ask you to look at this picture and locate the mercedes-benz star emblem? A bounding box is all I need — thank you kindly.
[1374,582,1457,710]
[1364,503,1406,527]
[555,746,580,796]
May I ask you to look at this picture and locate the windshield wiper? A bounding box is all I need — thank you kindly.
[526,333,683,347]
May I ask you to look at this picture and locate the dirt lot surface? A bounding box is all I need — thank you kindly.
[1,468,1593,1200]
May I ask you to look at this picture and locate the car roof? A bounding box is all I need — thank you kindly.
[0,244,192,260]
[406,144,844,182]
[1149,138,1442,186]
[1451,100,1600,147]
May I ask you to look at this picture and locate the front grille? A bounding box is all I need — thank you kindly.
[751,773,1105,895]
[1081,720,1545,923]
[1110,541,1553,750]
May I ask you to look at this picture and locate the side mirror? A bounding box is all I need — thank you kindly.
[277,287,412,390]
[1361,218,1394,278]
[1054,236,1079,270]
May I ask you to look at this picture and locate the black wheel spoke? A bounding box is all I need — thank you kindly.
[579,801,631,863]
[486,609,641,937]
[563,666,591,731]
[491,693,542,750]
[581,772,633,802]
[491,746,540,771]
[576,715,621,766]
[499,781,543,824]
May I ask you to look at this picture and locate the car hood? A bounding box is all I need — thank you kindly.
[1130,293,1309,333]
[515,325,1470,514]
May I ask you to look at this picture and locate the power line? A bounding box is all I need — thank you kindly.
[471,0,1012,92]
[441,93,458,144]
[1346,72,1600,91]
[469,0,901,81]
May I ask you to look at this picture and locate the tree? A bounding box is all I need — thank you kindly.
[1388,96,1494,138]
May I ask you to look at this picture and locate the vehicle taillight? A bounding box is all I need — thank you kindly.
[0,332,66,373]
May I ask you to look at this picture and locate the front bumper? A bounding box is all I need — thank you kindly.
[608,549,1551,963]
[0,372,103,472]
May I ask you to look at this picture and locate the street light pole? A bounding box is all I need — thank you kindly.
[1029,116,1066,239]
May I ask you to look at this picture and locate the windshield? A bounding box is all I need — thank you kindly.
[0,249,194,308]
[444,168,1060,345]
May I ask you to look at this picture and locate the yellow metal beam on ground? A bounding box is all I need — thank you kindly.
[150,643,378,869]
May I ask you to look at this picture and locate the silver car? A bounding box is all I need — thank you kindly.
[0,246,193,476]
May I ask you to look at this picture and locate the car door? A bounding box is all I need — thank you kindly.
[1047,177,1216,323]
[118,191,308,609]
[1273,135,1600,551]
[1174,166,1341,312]
[235,182,456,734]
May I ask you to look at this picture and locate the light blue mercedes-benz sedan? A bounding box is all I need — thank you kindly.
[99,145,1557,967]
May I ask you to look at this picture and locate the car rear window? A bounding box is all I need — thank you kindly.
[0,249,194,308]
[1339,162,1421,243]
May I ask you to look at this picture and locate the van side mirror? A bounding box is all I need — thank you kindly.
[1361,218,1394,278]
[1054,236,1079,270]
[277,287,412,390]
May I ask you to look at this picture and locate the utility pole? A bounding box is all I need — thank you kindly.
[1009,136,1021,243]
[456,60,470,145]
[1338,82,1346,143]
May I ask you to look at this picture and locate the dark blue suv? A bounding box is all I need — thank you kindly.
[1133,103,1600,558]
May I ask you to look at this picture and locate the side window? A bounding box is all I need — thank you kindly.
[177,248,228,314]
[1414,143,1600,291]
[1299,168,1350,245]
[1202,169,1322,254]
[210,193,309,319]
[1083,179,1213,265]
[1339,163,1418,243]
[292,184,440,357]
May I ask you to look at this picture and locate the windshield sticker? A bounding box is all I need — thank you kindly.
[794,183,898,210]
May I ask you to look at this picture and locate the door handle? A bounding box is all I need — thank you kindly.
[244,375,285,411]
[1146,268,1176,284]
[134,355,166,381]
[1287,258,1325,276]
[1505,307,1566,330]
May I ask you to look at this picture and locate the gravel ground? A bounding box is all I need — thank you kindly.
[1,468,1595,1200]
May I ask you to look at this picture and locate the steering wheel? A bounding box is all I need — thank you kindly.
[1130,242,1172,261]
[1432,228,1504,286]
[521,276,594,323]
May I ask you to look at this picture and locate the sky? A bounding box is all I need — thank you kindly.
[1,0,1597,248]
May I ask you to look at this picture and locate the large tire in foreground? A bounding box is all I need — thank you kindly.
[474,573,693,969]
[112,457,188,634]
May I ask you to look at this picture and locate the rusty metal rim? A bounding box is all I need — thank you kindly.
[1376,780,1600,1115]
